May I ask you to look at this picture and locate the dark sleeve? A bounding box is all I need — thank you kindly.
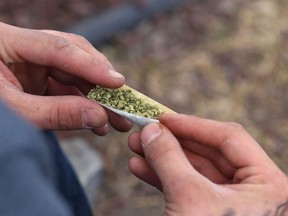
[0,101,92,216]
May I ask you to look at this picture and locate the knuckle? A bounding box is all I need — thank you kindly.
[221,122,247,145]
[224,121,245,132]
[48,104,60,129]
[70,33,91,45]
[48,103,73,130]
[48,35,73,52]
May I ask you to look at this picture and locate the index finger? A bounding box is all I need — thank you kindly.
[160,114,271,168]
[0,23,124,88]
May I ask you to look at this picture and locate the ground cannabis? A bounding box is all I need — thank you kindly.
[87,86,162,119]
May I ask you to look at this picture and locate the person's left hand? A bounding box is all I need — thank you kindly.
[0,22,133,135]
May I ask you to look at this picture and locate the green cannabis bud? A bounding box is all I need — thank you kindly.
[87,86,162,119]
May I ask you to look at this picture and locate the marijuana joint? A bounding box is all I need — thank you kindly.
[87,86,162,119]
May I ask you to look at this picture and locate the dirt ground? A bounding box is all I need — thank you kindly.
[1,0,288,215]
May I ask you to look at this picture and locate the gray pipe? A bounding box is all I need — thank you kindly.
[65,0,186,44]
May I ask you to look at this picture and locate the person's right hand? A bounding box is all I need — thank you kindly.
[128,114,288,215]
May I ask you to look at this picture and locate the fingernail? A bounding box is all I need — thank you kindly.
[82,109,104,128]
[109,69,124,79]
[92,123,110,136]
[141,123,162,147]
[101,123,110,133]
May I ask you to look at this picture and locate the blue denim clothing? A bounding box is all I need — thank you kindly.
[0,101,93,216]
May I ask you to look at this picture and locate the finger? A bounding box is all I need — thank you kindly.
[128,127,235,178]
[129,156,162,189]
[128,130,229,183]
[128,127,236,179]
[128,131,144,156]
[2,87,108,130]
[141,123,210,193]
[8,63,93,96]
[41,30,113,67]
[160,114,271,168]
[1,24,125,88]
[128,131,232,182]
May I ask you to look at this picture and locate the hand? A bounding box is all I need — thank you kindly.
[0,22,133,135]
[128,114,288,215]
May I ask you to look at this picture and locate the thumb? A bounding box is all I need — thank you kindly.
[3,89,108,130]
[35,96,108,130]
[141,123,208,193]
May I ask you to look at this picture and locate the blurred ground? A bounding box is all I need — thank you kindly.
[1,0,288,215]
